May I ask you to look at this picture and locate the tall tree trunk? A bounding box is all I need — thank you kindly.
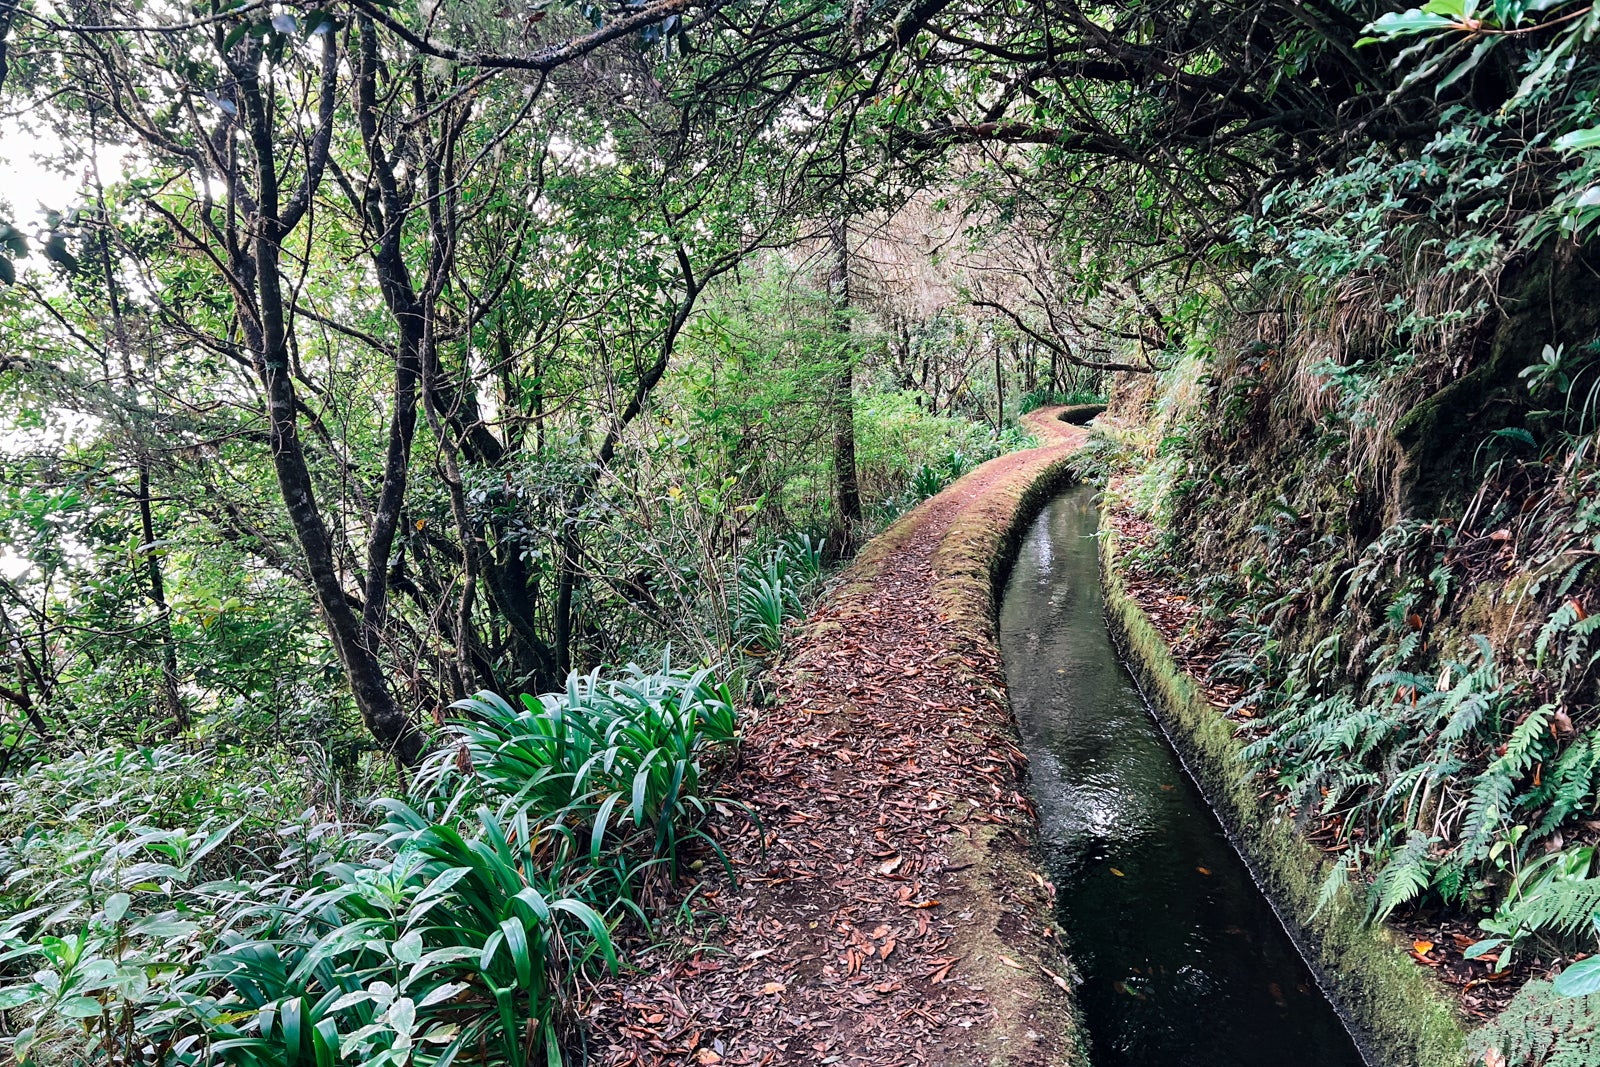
[555,529,577,677]
[829,217,861,552]
[258,350,422,763]
[230,38,424,765]
[994,342,1004,430]
[137,465,187,731]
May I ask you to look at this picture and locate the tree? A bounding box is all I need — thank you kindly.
[4,0,899,753]
[828,216,862,548]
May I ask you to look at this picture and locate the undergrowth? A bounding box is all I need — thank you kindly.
[732,534,824,656]
[0,655,740,1066]
[1109,249,1600,1062]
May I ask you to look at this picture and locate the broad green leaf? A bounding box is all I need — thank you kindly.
[0,986,40,1010]
[59,995,103,1019]
[1554,955,1600,997]
[391,930,423,965]
[1555,127,1600,152]
[1363,8,1459,39]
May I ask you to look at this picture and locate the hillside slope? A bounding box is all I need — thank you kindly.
[1091,241,1600,1066]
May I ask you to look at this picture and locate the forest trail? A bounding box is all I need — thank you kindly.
[592,408,1089,1067]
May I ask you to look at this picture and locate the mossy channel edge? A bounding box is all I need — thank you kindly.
[1097,495,1470,1067]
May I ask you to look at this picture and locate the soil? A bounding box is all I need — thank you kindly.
[585,409,1088,1067]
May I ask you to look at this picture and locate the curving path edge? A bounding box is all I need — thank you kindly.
[592,408,1089,1067]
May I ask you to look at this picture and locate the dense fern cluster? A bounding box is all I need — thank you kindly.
[1225,510,1592,922]
[1473,982,1600,1067]
[1111,329,1600,1063]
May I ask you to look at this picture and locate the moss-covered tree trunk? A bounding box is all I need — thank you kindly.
[830,216,861,553]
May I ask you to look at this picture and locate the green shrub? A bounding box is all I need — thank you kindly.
[418,657,740,874]
[0,658,742,1066]
[732,537,824,655]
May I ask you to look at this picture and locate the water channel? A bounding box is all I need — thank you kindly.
[998,487,1368,1067]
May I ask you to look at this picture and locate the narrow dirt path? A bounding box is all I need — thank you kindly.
[591,409,1089,1067]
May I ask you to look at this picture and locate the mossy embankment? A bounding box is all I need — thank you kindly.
[1080,242,1600,1067]
[905,402,1096,1066]
[1099,499,1470,1067]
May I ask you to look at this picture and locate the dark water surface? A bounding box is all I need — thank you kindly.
[998,488,1367,1067]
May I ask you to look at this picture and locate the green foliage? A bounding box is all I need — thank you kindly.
[1471,844,1600,970]
[1554,954,1600,998]
[1064,433,1131,487]
[1553,915,1600,997]
[1373,831,1437,921]
[731,537,825,655]
[854,392,1029,517]
[418,656,740,874]
[734,556,804,655]
[0,659,740,1065]
[904,448,982,506]
[1472,980,1600,1067]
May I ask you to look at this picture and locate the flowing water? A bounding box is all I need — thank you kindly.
[998,488,1368,1067]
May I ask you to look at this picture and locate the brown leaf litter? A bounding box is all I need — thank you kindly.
[585,408,1090,1067]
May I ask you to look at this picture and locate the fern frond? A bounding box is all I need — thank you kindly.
[1536,733,1600,835]
[1470,980,1600,1067]
[1462,769,1517,861]
[1539,601,1583,669]
[1556,557,1592,600]
[1502,704,1556,777]
[1314,847,1357,919]
[1500,877,1600,941]
[1372,831,1434,920]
